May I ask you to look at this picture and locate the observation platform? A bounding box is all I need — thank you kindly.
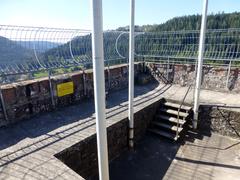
[0,83,239,180]
[110,132,240,180]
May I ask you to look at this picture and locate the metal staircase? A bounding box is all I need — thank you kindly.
[149,100,192,141]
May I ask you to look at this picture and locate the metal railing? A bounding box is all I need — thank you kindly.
[1,26,240,74]
[135,29,240,61]
[0,25,128,78]
[0,25,240,84]
[176,84,192,139]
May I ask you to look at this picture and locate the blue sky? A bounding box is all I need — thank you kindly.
[0,0,239,30]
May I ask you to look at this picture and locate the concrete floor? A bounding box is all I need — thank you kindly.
[0,82,239,179]
[0,83,160,180]
[110,131,240,180]
[157,84,240,111]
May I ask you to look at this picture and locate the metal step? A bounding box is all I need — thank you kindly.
[148,128,179,141]
[151,121,183,132]
[159,108,189,118]
[156,114,186,125]
[164,101,192,111]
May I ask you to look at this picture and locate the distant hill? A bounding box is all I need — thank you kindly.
[144,12,240,32]
[16,41,61,52]
[45,12,240,64]
[0,37,61,70]
[1,12,240,72]
[117,12,240,32]
[0,36,34,65]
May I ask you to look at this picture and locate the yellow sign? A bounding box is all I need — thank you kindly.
[57,82,74,97]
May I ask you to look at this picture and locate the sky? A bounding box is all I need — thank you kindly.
[0,0,240,30]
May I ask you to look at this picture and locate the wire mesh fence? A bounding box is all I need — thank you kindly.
[135,29,240,67]
[1,25,240,83]
[0,25,127,78]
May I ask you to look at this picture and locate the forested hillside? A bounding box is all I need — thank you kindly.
[16,41,60,52]
[0,36,34,65]
[117,12,240,32]
[1,12,240,71]
[146,12,240,31]
[45,12,240,64]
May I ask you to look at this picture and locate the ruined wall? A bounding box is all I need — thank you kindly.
[148,63,240,93]
[0,64,143,127]
[199,106,240,138]
[55,98,160,180]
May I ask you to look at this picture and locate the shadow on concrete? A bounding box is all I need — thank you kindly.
[109,122,240,180]
[108,119,214,180]
[109,134,181,180]
[174,156,240,170]
[0,81,170,170]
[0,119,96,168]
[0,82,158,151]
[184,140,240,151]
[106,82,158,109]
[1,79,240,180]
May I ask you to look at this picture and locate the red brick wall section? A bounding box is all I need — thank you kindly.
[0,64,142,126]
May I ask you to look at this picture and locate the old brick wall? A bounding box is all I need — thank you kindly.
[55,98,160,179]
[147,63,240,93]
[0,63,143,127]
[55,120,128,180]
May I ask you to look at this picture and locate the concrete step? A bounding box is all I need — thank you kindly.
[151,121,183,132]
[164,101,192,111]
[148,128,179,141]
[159,108,189,118]
[156,114,186,125]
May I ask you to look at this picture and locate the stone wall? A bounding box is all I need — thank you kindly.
[55,98,161,180]
[0,63,144,127]
[147,63,240,93]
[199,106,240,138]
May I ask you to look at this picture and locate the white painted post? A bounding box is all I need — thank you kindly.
[167,57,170,81]
[90,1,109,180]
[48,70,55,108]
[193,0,208,129]
[0,76,8,121]
[226,60,232,89]
[128,0,135,149]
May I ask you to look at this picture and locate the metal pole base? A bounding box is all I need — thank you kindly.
[193,120,198,129]
[128,128,134,149]
[129,140,134,149]
[193,112,198,129]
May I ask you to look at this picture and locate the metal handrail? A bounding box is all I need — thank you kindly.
[176,85,192,139]
[146,63,171,84]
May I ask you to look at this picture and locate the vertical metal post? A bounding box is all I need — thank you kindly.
[193,58,198,103]
[128,0,135,149]
[0,76,8,121]
[226,60,232,89]
[167,56,170,81]
[82,69,87,96]
[48,70,55,108]
[107,61,111,90]
[91,1,109,180]
[193,0,208,129]
[143,57,146,73]
[194,58,198,79]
